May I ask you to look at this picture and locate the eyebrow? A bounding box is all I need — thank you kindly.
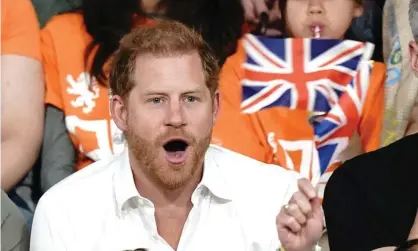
[182,90,204,95]
[143,91,168,96]
[143,90,204,96]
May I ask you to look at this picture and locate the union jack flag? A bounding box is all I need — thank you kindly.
[241,34,374,179]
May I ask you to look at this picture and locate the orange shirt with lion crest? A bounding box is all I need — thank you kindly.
[42,13,131,170]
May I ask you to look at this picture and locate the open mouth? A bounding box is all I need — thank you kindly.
[163,139,189,164]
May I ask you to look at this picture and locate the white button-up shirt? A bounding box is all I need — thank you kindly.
[30,145,299,251]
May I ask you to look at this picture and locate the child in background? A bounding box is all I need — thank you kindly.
[212,0,386,196]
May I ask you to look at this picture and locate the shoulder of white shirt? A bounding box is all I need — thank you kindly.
[207,145,299,204]
[207,144,300,183]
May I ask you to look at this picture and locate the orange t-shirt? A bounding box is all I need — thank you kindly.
[1,0,41,60]
[41,13,127,170]
[212,40,386,196]
[42,13,154,170]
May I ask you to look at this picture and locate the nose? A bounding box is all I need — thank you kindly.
[164,100,186,128]
[308,0,324,15]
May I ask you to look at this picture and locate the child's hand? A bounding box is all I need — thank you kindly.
[241,0,268,23]
[242,0,282,36]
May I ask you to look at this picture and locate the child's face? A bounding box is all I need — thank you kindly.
[285,0,363,39]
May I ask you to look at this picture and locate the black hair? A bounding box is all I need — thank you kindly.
[82,0,245,86]
[159,0,244,66]
[82,0,140,86]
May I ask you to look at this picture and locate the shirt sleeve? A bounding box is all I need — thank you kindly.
[358,61,386,152]
[1,0,41,61]
[40,27,65,110]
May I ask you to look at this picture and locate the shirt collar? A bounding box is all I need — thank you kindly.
[198,147,233,201]
[113,146,233,215]
[113,149,142,216]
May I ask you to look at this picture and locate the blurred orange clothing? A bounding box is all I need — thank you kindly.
[1,0,41,60]
[212,41,386,192]
[41,13,152,170]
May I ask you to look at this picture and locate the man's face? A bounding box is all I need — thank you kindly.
[115,52,218,190]
[285,0,363,39]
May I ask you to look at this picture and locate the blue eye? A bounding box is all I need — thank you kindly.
[185,96,197,102]
[149,97,163,104]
